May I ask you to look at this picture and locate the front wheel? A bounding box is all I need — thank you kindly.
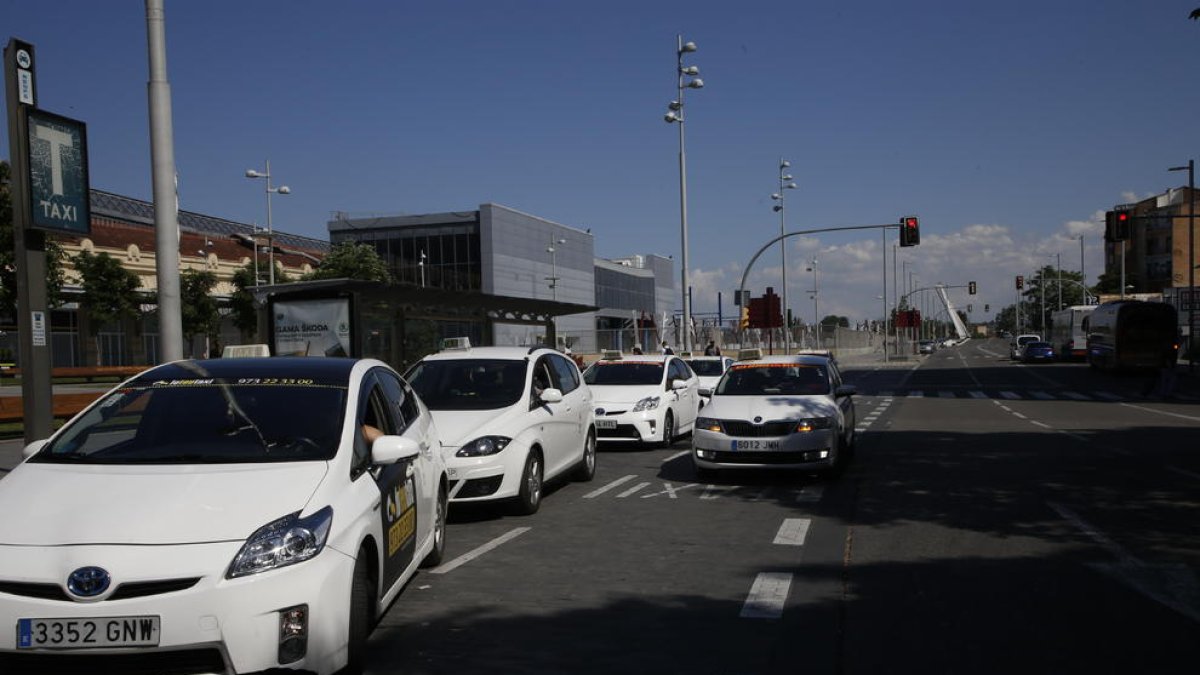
[514,449,543,515]
[345,554,376,674]
[420,485,448,568]
[573,429,597,482]
[657,412,675,449]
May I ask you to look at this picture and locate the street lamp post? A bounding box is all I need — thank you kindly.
[546,237,566,301]
[806,257,819,347]
[245,160,290,285]
[418,250,426,288]
[771,159,798,353]
[1169,160,1195,372]
[664,36,704,354]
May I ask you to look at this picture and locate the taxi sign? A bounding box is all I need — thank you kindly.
[601,349,623,360]
[736,348,763,361]
[441,337,471,351]
[222,344,270,358]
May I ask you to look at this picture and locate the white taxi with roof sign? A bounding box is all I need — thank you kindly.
[582,351,700,447]
[691,350,856,476]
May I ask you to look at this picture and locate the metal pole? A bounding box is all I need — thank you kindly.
[779,159,789,354]
[1040,267,1045,333]
[881,227,888,361]
[146,0,182,363]
[1079,234,1085,289]
[675,35,692,354]
[1120,244,1126,299]
[1057,253,1062,310]
[1189,160,1195,372]
[265,159,274,285]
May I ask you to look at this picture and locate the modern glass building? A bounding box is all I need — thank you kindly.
[328,203,674,353]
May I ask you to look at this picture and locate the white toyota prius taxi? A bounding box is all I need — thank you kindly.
[0,357,448,675]
[692,351,856,478]
[583,351,700,447]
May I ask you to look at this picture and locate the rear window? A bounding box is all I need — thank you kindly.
[583,361,665,386]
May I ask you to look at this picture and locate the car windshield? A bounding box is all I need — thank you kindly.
[33,377,348,464]
[583,361,665,386]
[715,363,830,396]
[406,358,527,410]
[685,360,725,376]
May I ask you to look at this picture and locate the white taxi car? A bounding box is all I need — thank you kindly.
[692,351,856,477]
[583,351,700,448]
[0,357,447,675]
[405,341,596,515]
[683,355,735,408]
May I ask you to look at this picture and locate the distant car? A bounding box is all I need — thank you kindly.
[583,352,700,448]
[918,340,937,354]
[1010,334,1042,360]
[1021,341,1057,363]
[692,351,856,478]
[405,341,596,515]
[0,357,448,674]
[683,355,735,407]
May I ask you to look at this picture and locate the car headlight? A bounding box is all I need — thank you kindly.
[227,506,333,579]
[695,417,724,433]
[456,435,512,457]
[794,417,833,433]
[632,396,661,412]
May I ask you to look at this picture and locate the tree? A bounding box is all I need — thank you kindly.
[0,160,67,318]
[820,314,850,328]
[305,241,389,282]
[1020,265,1090,332]
[75,250,143,365]
[180,269,219,355]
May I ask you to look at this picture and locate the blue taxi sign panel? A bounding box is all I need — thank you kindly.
[25,108,90,235]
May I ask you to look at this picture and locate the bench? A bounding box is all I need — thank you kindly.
[0,392,104,424]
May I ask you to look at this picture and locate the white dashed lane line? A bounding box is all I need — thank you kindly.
[772,518,812,546]
[583,474,637,499]
[428,527,531,575]
[740,573,792,619]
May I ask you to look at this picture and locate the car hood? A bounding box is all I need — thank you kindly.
[701,396,838,420]
[0,461,329,546]
[427,408,512,447]
[590,384,667,408]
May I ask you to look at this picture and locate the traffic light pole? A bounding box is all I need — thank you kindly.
[736,223,905,347]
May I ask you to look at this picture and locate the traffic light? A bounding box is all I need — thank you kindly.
[739,305,750,330]
[1016,275,1024,290]
[1105,210,1132,241]
[968,281,977,295]
[899,216,920,247]
[1115,211,1130,240]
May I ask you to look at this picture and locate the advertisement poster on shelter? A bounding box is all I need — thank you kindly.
[273,299,351,357]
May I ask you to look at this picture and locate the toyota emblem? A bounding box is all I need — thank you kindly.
[67,566,111,598]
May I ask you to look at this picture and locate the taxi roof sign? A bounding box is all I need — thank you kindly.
[222,344,270,358]
[441,337,471,351]
[736,348,763,361]
[601,349,623,360]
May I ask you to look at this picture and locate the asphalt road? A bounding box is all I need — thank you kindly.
[2,339,1198,673]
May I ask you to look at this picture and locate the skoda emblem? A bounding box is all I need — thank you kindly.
[67,566,111,597]
[753,416,763,424]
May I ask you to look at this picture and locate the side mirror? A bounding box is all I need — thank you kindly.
[539,388,563,403]
[698,387,713,398]
[671,379,690,391]
[835,385,858,398]
[22,439,48,460]
[371,436,421,465]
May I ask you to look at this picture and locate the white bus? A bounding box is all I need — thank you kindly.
[1049,305,1095,361]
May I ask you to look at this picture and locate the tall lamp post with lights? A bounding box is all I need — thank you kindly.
[664,35,703,353]
[1169,160,1195,372]
[547,237,567,342]
[771,159,798,352]
[806,257,819,348]
[245,160,290,285]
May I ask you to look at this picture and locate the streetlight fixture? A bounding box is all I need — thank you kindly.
[418,250,427,288]
[245,160,290,285]
[771,159,798,352]
[546,237,567,301]
[664,35,704,353]
[1169,160,1195,372]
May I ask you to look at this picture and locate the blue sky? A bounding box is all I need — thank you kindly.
[4,0,1199,323]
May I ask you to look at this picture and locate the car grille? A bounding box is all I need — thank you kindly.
[0,578,201,602]
[707,450,828,464]
[721,420,795,437]
[0,648,227,675]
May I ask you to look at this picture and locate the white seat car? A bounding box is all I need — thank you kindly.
[0,357,447,674]
[583,352,700,448]
[683,355,735,409]
[692,351,856,478]
[405,342,596,515]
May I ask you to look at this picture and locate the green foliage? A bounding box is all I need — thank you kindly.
[75,250,142,333]
[820,314,850,328]
[0,160,67,317]
[306,241,390,283]
[180,269,219,343]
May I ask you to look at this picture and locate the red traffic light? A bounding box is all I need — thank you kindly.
[899,216,920,247]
